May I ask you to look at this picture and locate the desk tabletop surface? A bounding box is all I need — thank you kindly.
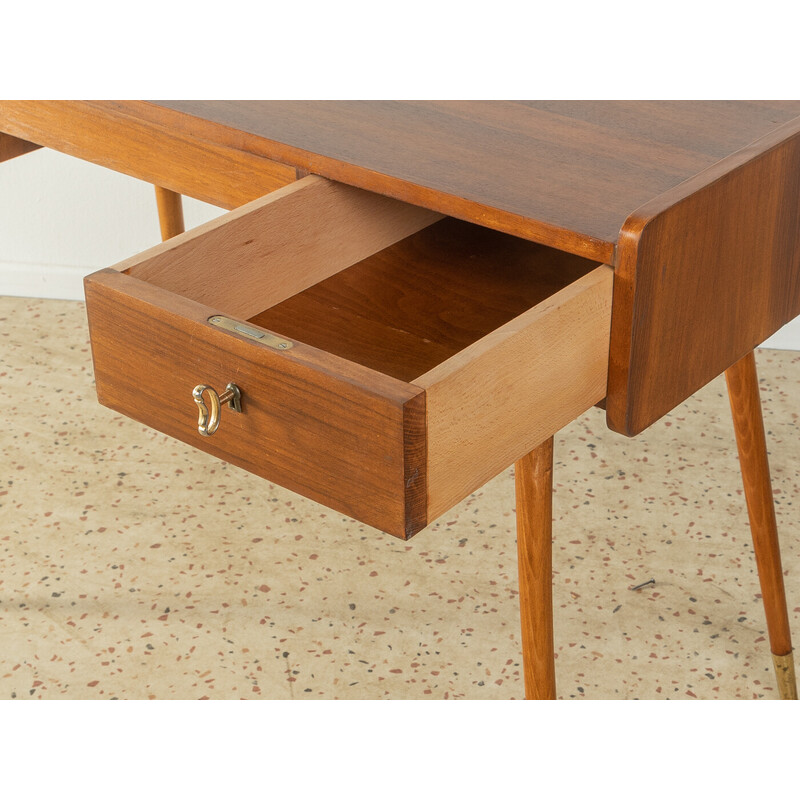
[153,100,800,261]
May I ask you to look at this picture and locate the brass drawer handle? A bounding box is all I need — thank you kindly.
[192,382,242,436]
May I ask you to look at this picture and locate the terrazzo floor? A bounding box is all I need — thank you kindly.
[1,295,799,700]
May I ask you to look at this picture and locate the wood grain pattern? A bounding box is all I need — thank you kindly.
[249,218,600,382]
[725,352,793,657]
[0,100,296,209]
[516,437,556,700]
[87,206,610,536]
[145,100,800,261]
[84,269,427,539]
[0,131,40,162]
[417,265,613,522]
[6,101,800,262]
[607,117,800,436]
[154,186,185,240]
[123,175,442,319]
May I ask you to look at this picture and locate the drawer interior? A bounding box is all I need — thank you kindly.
[99,177,612,536]
[129,217,600,383]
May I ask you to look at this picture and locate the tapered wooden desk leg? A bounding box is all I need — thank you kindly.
[726,351,797,700]
[516,437,556,700]
[154,185,185,241]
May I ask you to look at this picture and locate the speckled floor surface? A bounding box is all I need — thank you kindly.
[1,295,799,700]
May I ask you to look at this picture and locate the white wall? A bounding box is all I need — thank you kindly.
[1,146,799,350]
[0,148,225,299]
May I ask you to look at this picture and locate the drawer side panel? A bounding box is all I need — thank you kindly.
[418,265,613,522]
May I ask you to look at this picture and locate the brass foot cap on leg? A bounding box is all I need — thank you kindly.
[772,652,798,700]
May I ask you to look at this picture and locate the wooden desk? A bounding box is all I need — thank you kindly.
[2,101,799,699]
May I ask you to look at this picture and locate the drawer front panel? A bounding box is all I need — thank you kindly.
[85,270,426,539]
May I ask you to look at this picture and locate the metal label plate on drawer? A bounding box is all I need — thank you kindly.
[208,315,293,350]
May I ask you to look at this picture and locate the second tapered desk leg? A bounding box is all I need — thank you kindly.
[154,185,185,241]
[516,437,557,700]
[726,351,797,700]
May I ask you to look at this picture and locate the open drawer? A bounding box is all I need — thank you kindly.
[84,176,613,539]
